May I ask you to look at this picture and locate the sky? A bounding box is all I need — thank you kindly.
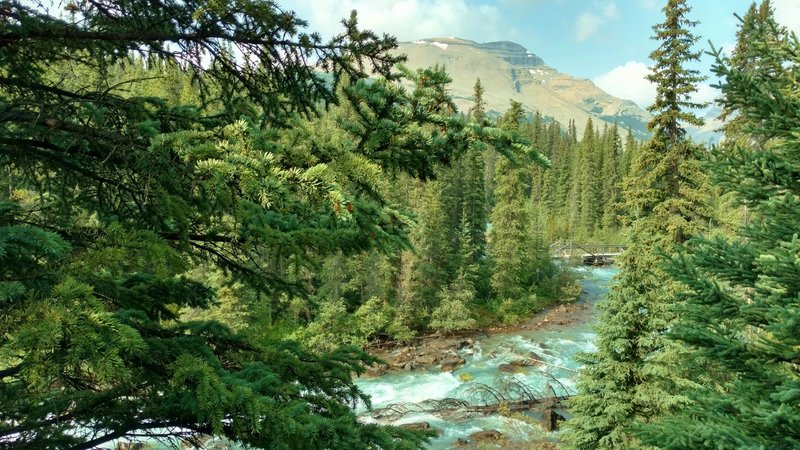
[280,0,800,110]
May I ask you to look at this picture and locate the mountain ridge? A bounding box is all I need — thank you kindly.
[393,37,651,138]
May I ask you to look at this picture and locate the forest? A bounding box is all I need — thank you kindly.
[0,0,798,449]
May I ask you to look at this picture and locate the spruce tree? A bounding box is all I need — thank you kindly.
[468,78,487,124]
[488,102,534,300]
[409,180,451,320]
[620,126,638,178]
[565,1,710,448]
[0,2,498,448]
[720,0,778,143]
[579,119,601,237]
[637,8,800,448]
[600,124,622,232]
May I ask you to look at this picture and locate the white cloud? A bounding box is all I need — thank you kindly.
[692,83,721,107]
[595,60,720,111]
[281,0,508,43]
[594,61,656,108]
[575,3,620,42]
[773,0,800,34]
[719,41,736,58]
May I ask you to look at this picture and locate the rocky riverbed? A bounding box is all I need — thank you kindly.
[362,301,594,378]
[354,267,617,449]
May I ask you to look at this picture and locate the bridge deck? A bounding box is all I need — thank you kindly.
[549,242,626,266]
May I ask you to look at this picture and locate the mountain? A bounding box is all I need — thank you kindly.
[686,105,724,146]
[393,37,651,138]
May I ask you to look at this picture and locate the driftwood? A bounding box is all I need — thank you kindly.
[367,378,574,422]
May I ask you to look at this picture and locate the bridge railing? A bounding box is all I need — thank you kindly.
[549,241,627,259]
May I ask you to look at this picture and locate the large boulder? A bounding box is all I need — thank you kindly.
[400,422,442,436]
[428,340,458,352]
[440,355,466,372]
[364,363,388,377]
[528,351,544,366]
[469,429,504,442]
[457,338,475,350]
[400,421,431,430]
[498,363,522,373]
[416,354,437,365]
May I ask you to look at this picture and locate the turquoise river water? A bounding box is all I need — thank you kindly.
[354,267,617,448]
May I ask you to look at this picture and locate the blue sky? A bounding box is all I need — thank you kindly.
[281,0,800,109]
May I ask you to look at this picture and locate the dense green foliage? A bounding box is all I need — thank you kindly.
[0,1,589,447]
[0,1,554,448]
[13,0,795,449]
[565,1,710,448]
[635,3,800,448]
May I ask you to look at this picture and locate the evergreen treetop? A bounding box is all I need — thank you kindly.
[646,0,707,143]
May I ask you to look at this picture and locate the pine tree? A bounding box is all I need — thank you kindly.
[645,0,708,143]
[488,101,534,300]
[636,7,800,448]
[620,126,638,178]
[468,78,487,124]
[579,119,602,237]
[600,124,622,232]
[720,0,778,143]
[565,1,710,448]
[0,2,480,448]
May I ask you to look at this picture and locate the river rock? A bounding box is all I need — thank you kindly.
[454,437,470,447]
[429,340,458,351]
[457,338,474,350]
[540,408,566,431]
[440,355,466,372]
[469,429,504,442]
[390,348,415,368]
[364,363,388,377]
[498,363,522,373]
[416,354,437,365]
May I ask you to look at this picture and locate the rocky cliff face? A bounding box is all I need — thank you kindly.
[394,38,651,138]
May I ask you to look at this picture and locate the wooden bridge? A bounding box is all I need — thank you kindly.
[549,241,627,266]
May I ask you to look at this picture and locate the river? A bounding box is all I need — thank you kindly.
[354,267,617,448]
[105,267,616,450]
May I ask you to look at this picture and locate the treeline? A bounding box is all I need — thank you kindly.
[150,71,641,347]
[527,114,638,243]
[252,82,644,348]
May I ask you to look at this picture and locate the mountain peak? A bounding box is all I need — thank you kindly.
[406,38,545,67]
[396,37,650,138]
[477,40,544,67]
